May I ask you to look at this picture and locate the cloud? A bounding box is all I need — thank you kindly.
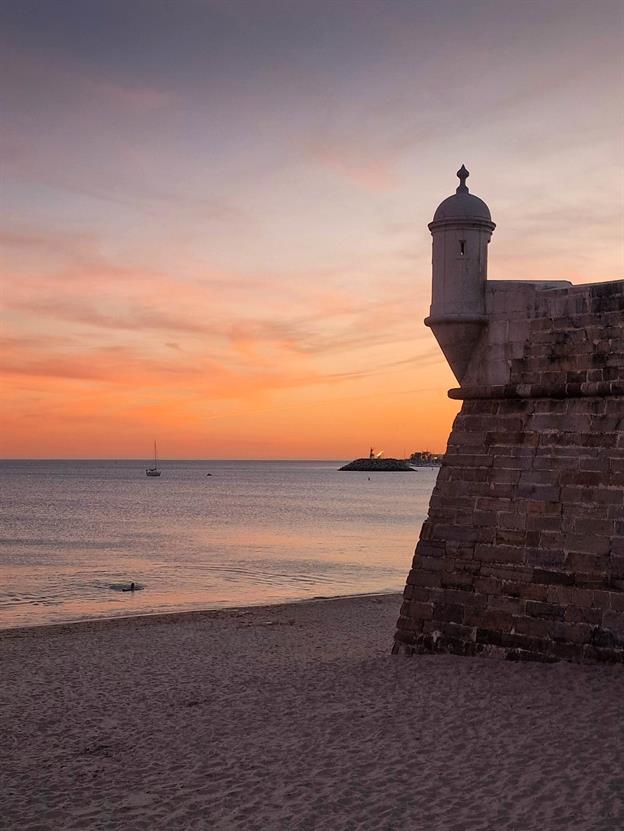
[1,221,431,359]
[0,39,173,114]
[306,141,398,191]
[0,219,436,419]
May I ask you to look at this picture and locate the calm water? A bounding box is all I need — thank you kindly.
[0,460,437,629]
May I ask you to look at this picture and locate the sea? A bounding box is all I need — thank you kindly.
[0,460,438,629]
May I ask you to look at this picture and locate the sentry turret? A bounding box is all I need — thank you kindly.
[425,166,495,383]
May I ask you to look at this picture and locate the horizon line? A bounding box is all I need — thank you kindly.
[0,455,434,462]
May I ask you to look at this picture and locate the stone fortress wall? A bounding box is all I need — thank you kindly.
[393,169,624,662]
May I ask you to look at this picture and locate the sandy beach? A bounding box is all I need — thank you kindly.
[2,593,623,831]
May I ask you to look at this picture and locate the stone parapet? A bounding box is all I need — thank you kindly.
[460,279,624,388]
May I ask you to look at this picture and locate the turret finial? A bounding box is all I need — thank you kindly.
[456,164,469,194]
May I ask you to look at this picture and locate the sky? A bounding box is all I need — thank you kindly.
[1,0,623,459]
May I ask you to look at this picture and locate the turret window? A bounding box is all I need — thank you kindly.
[459,240,466,256]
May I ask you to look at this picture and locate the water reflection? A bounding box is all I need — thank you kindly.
[0,460,438,628]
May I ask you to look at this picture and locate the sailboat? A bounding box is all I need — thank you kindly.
[146,441,161,477]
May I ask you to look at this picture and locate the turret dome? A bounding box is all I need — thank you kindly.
[432,165,491,223]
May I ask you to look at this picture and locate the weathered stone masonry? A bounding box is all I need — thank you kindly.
[393,169,624,662]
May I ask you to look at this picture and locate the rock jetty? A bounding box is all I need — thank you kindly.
[339,458,414,472]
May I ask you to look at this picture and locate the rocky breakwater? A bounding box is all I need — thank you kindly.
[339,458,414,472]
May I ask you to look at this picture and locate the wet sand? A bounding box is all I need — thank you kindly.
[2,593,623,830]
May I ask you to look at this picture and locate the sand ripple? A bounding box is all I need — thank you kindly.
[2,595,623,830]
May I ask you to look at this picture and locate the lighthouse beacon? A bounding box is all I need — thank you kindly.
[425,165,495,383]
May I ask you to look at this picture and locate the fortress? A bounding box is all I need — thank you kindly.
[393,167,624,662]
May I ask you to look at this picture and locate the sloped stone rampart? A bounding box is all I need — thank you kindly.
[394,280,624,662]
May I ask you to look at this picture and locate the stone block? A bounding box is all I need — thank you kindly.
[533,568,574,586]
[525,601,566,621]
[565,606,603,626]
[409,601,433,620]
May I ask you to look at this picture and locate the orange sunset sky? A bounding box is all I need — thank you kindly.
[1,0,623,459]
